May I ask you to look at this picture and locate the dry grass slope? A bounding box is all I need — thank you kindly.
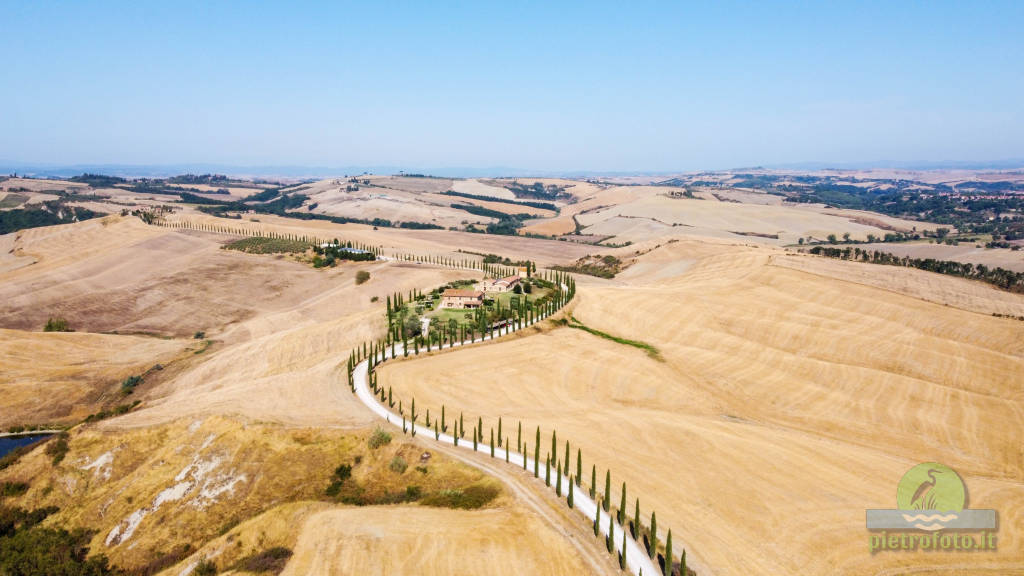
[381,240,1024,576]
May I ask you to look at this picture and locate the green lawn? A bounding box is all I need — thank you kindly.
[406,281,554,331]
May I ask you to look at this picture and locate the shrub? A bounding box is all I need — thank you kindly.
[333,464,352,482]
[43,317,71,332]
[356,270,371,285]
[389,456,408,474]
[0,482,29,499]
[44,433,69,466]
[405,485,422,500]
[233,547,293,574]
[193,559,217,576]
[367,427,392,449]
[193,331,205,339]
[120,375,143,393]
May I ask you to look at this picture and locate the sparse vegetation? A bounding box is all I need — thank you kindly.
[84,400,141,423]
[552,254,622,278]
[419,482,500,510]
[232,547,293,574]
[120,374,144,393]
[0,201,101,234]
[808,245,1024,293]
[388,455,408,474]
[566,315,662,360]
[193,559,218,576]
[43,432,70,466]
[223,236,311,254]
[43,317,72,332]
[368,427,392,449]
[355,270,371,285]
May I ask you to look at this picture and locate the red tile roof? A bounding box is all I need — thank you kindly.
[442,289,484,298]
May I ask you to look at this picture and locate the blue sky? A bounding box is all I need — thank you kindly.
[1,1,1022,173]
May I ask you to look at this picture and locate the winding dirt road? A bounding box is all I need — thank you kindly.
[351,310,664,576]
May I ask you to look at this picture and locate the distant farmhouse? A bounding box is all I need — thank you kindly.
[479,275,521,293]
[320,242,371,255]
[440,289,484,309]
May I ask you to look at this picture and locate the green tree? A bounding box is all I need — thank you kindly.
[664,530,673,576]
[619,482,627,524]
[576,449,582,487]
[604,470,611,512]
[545,454,551,486]
[556,460,562,496]
[590,465,597,499]
[568,475,574,508]
[534,426,541,478]
[649,511,657,559]
[607,511,615,553]
[551,430,557,473]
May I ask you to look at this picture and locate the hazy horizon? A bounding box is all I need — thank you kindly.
[3,1,1022,171]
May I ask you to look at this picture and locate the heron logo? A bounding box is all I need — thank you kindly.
[867,462,997,553]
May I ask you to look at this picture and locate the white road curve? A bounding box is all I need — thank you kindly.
[351,305,663,576]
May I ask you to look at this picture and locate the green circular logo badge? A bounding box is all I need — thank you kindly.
[896,462,965,511]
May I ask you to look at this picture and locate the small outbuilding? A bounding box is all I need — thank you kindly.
[478,275,521,293]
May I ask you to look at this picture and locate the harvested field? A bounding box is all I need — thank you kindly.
[381,240,1024,576]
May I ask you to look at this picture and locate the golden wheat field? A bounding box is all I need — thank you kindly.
[2,192,1022,575]
[380,239,1024,576]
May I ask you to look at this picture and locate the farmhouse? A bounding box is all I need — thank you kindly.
[478,275,521,293]
[440,289,484,309]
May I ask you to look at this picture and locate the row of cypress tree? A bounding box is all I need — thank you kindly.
[352,265,688,574]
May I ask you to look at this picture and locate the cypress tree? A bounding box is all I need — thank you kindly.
[594,501,601,536]
[490,429,495,457]
[680,550,686,576]
[607,511,615,553]
[441,405,447,433]
[649,512,657,559]
[497,418,502,447]
[619,482,627,525]
[473,428,478,451]
[590,465,597,499]
[534,426,540,477]
[460,413,465,438]
[434,421,440,440]
[576,449,582,486]
[604,470,611,512]
[478,417,483,442]
[568,475,574,508]
[517,421,522,452]
[551,430,557,469]
[563,441,570,475]
[556,461,562,496]
[505,437,509,462]
[545,455,551,486]
[664,530,672,576]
